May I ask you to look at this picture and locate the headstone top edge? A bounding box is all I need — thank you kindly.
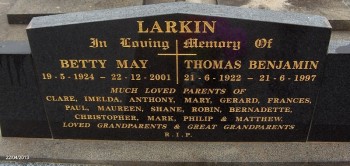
[27,2,331,30]
[328,40,350,54]
[0,41,31,54]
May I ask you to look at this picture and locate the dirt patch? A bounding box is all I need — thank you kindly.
[241,0,291,10]
[217,0,251,6]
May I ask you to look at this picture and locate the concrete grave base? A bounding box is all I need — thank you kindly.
[0,137,350,165]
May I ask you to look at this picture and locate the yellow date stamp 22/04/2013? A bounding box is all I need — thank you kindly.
[5,155,30,160]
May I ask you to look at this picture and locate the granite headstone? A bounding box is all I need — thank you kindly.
[309,40,350,141]
[26,3,331,141]
[0,41,51,138]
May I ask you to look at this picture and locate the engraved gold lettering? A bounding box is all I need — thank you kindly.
[46,96,76,102]
[187,124,217,129]
[145,88,176,94]
[63,122,90,128]
[220,98,259,104]
[235,116,283,122]
[75,114,137,121]
[137,21,216,33]
[223,124,295,130]
[184,60,241,69]
[249,60,319,70]
[116,60,148,69]
[150,21,163,33]
[97,123,167,129]
[110,88,138,93]
[64,105,89,111]
[183,116,213,122]
[150,106,184,113]
[184,97,211,103]
[203,21,216,33]
[179,21,192,33]
[84,96,121,103]
[147,116,176,122]
[120,38,170,50]
[194,21,201,33]
[267,98,311,104]
[183,88,226,94]
[97,105,142,112]
[129,97,175,103]
[191,107,221,113]
[165,21,177,33]
[89,38,107,48]
[229,107,292,113]
[183,38,241,50]
[59,59,106,69]
[137,21,148,33]
[255,38,273,48]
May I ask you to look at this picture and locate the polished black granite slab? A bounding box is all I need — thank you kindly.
[26,3,331,141]
[3,39,350,141]
[0,41,51,138]
[308,41,350,141]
